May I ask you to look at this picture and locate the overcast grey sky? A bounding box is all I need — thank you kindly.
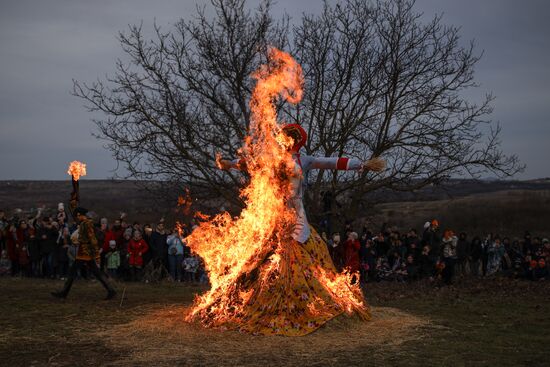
[0,0,548,180]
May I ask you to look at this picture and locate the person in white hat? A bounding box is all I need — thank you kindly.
[57,203,67,225]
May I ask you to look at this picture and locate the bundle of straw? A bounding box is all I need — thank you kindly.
[364,157,386,172]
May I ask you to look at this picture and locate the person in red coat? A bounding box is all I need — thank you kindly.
[128,230,149,281]
[16,220,32,276]
[102,219,124,253]
[5,223,19,276]
[344,232,361,274]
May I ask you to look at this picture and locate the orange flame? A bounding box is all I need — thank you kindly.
[214,152,224,170]
[184,48,367,331]
[177,188,193,216]
[67,161,87,181]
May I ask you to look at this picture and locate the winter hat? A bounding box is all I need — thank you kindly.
[444,230,454,238]
[282,124,307,151]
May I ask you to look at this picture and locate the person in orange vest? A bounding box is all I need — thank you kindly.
[51,207,116,300]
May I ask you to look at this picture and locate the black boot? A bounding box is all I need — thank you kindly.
[104,289,117,300]
[51,277,74,299]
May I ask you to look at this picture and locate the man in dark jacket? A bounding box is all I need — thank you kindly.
[469,236,483,276]
[422,220,441,257]
[456,232,470,277]
[146,222,168,280]
[37,217,58,278]
[418,244,435,279]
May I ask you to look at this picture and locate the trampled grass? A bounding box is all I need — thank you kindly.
[0,277,548,366]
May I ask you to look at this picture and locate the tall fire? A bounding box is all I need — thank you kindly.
[184,48,369,336]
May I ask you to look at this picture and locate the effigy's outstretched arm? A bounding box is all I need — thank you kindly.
[307,156,385,172]
[217,158,246,171]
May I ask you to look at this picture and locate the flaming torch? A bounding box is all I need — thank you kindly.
[67,161,87,216]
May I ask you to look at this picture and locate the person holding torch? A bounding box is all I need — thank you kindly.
[51,162,116,300]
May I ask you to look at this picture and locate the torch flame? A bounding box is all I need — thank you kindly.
[67,161,87,181]
[184,48,368,334]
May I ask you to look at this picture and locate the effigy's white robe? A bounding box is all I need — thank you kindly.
[230,153,362,243]
[286,153,363,243]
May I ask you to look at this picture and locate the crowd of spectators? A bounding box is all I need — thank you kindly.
[0,205,205,283]
[1,206,548,286]
[323,219,549,285]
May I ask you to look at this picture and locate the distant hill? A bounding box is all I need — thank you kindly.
[362,178,550,203]
[0,180,162,224]
[368,189,550,238]
[1,179,549,236]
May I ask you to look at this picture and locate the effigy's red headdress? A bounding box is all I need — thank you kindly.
[282,124,307,151]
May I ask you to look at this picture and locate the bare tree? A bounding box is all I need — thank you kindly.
[74,0,523,221]
[74,0,288,209]
[289,0,522,222]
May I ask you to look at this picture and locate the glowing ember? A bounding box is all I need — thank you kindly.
[184,48,368,335]
[67,161,87,181]
[177,188,193,215]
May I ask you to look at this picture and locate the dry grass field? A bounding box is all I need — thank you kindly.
[1,277,548,366]
[1,180,549,365]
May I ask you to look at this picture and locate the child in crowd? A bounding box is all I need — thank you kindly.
[375,257,392,281]
[395,262,408,282]
[532,258,548,281]
[183,254,199,282]
[404,254,419,282]
[329,233,343,271]
[119,231,132,280]
[105,240,121,279]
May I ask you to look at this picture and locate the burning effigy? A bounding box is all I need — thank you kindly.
[184,48,384,336]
